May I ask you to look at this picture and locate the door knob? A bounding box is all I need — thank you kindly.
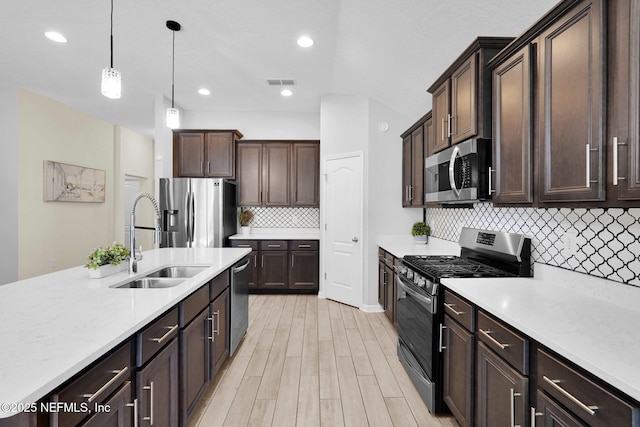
[352,237,359,242]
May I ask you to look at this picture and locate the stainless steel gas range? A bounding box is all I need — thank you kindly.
[396,227,532,414]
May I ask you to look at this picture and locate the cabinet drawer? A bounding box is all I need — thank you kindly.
[137,307,179,367]
[537,349,640,427]
[477,311,528,374]
[444,291,474,332]
[210,270,230,301]
[51,341,131,426]
[231,240,258,250]
[181,285,209,327]
[260,240,288,250]
[384,251,395,265]
[291,240,318,251]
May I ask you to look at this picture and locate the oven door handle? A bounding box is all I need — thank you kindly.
[397,275,435,314]
[448,146,461,198]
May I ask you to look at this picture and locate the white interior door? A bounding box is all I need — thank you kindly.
[323,152,363,308]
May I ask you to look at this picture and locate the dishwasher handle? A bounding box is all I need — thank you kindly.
[232,259,251,273]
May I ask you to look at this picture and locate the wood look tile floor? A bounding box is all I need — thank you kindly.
[188,295,459,427]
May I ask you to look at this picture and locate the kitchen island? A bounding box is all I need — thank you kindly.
[0,247,250,422]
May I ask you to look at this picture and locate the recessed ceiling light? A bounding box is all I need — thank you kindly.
[44,31,68,43]
[281,89,293,97]
[297,36,314,48]
[198,88,211,96]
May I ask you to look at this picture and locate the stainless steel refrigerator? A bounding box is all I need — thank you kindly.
[159,178,237,248]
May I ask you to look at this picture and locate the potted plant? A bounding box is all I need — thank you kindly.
[411,222,431,244]
[238,209,254,235]
[85,242,131,278]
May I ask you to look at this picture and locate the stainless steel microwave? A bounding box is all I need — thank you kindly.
[424,138,491,204]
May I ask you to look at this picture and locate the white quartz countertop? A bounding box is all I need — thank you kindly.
[230,227,320,240]
[0,247,250,419]
[377,234,460,258]
[442,263,640,403]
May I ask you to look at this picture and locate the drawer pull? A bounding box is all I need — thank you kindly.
[143,382,155,425]
[82,366,129,403]
[237,244,251,248]
[479,328,510,350]
[298,244,312,248]
[150,324,179,345]
[126,398,139,427]
[542,376,599,416]
[444,302,464,316]
[267,244,281,248]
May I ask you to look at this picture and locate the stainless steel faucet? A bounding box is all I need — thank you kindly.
[129,192,162,274]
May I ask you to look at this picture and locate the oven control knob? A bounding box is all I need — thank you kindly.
[406,270,413,280]
[398,266,407,275]
[417,277,426,288]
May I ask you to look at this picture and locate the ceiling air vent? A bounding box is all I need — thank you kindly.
[267,79,296,86]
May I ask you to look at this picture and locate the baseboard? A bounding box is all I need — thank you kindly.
[360,303,384,313]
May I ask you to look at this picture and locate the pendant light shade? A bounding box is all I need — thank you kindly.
[101,0,121,99]
[166,20,181,129]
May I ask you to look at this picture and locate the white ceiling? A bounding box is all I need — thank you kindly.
[1,0,559,138]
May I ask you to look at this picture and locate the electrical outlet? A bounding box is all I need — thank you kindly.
[49,258,56,268]
[563,231,578,256]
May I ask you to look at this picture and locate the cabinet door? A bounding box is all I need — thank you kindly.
[205,133,234,178]
[618,0,640,200]
[237,143,263,206]
[175,133,205,177]
[534,390,587,427]
[443,315,474,427]
[402,135,412,206]
[80,382,134,427]
[291,143,319,206]
[260,251,288,289]
[378,257,386,307]
[263,143,291,206]
[451,55,478,144]
[476,341,528,427]
[180,309,210,423]
[411,127,424,206]
[137,339,179,427]
[248,251,259,290]
[432,79,451,153]
[210,289,230,379]
[537,0,605,202]
[289,251,319,290]
[493,45,533,205]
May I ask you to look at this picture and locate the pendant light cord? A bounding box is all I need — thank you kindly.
[109,0,114,68]
[171,30,175,108]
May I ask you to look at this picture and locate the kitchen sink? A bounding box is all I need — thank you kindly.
[144,266,209,278]
[114,277,185,289]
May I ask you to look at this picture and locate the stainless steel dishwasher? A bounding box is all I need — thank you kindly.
[229,256,250,355]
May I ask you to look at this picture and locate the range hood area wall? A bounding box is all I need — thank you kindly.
[426,203,640,287]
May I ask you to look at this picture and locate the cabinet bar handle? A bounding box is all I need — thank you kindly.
[201,161,204,175]
[409,185,413,201]
[542,376,599,416]
[150,324,178,345]
[208,316,215,342]
[207,161,210,174]
[438,323,446,352]
[254,254,257,268]
[267,244,281,248]
[82,366,129,403]
[215,310,220,335]
[447,114,453,137]
[143,381,154,425]
[126,397,139,427]
[261,255,264,268]
[478,328,510,350]
[298,244,312,248]
[488,167,495,194]
[530,407,542,427]
[510,388,522,427]
[613,137,619,186]
[291,254,294,267]
[237,244,251,248]
[586,144,591,187]
[441,118,446,143]
[444,302,464,316]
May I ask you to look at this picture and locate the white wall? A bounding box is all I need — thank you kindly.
[0,86,20,285]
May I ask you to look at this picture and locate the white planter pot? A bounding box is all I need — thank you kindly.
[88,262,128,279]
[413,235,428,244]
[240,226,252,235]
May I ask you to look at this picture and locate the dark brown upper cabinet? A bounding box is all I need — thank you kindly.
[427,37,514,154]
[536,0,605,203]
[173,130,243,178]
[401,112,429,207]
[237,141,319,207]
[491,45,534,205]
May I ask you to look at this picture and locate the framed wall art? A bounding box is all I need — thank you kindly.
[43,160,106,203]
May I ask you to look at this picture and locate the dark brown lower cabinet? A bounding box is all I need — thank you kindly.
[180,308,210,424]
[384,263,395,323]
[210,289,230,379]
[443,315,475,427]
[137,339,179,427]
[289,250,319,290]
[476,341,528,427]
[534,390,587,427]
[260,251,288,289]
[80,382,134,427]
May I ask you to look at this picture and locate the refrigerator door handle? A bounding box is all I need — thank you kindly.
[184,190,191,244]
[190,191,196,246]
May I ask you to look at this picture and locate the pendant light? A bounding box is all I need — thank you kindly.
[101,0,121,99]
[166,20,181,129]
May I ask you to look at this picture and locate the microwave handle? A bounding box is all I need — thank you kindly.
[448,146,461,197]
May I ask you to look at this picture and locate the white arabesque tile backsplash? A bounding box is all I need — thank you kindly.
[243,207,320,228]
[426,203,640,287]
